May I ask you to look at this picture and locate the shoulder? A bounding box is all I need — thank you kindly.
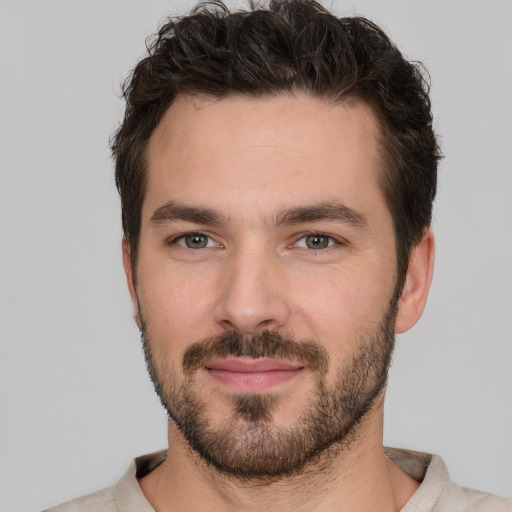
[43,485,117,512]
[42,452,165,512]
[437,482,512,512]
[385,447,512,512]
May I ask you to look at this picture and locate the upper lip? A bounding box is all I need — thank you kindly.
[205,358,304,372]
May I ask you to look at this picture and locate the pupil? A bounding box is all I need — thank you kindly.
[307,235,328,249]
[187,234,207,248]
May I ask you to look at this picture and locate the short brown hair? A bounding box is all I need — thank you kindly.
[111,0,441,286]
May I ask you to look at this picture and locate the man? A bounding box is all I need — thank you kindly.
[46,0,511,510]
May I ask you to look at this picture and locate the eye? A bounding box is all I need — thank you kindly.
[295,233,337,250]
[173,232,219,249]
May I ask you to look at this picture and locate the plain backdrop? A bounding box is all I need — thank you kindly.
[1,0,511,510]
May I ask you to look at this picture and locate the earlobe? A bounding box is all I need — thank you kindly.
[394,229,435,334]
[122,238,141,327]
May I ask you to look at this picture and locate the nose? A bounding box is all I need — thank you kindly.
[213,247,291,335]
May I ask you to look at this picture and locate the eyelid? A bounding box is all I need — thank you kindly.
[165,230,345,250]
[292,231,345,249]
[167,230,222,249]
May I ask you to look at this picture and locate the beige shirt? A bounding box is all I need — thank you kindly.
[45,448,512,512]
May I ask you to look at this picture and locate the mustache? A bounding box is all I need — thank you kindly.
[182,330,329,375]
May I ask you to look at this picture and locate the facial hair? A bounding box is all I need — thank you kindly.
[140,300,397,480]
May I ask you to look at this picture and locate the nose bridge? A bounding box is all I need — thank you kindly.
[213,240,290,334]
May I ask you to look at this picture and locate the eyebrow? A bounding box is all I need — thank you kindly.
[151,201,225,226]
[150,200,368,229]
[273,202,368,229]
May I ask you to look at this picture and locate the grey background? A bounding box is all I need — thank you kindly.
[1,0,511,510]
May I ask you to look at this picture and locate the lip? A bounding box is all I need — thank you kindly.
[205,358,305,392]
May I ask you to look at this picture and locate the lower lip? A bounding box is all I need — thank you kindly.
[206,368,304,392]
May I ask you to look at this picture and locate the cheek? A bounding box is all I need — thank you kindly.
[137,263,216,350]
[291,265,393,358]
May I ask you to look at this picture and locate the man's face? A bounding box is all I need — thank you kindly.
[127,94,402,478]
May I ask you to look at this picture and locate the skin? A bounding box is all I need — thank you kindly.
[123,93,435,512]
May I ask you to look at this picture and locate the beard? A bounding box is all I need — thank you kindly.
[140,299,397,480]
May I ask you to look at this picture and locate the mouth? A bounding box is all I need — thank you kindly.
[204,358,305,392]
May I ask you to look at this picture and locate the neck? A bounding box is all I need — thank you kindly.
[139,398,419,512]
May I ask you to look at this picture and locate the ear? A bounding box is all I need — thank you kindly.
[395,229,435,334]
[122,238,141,327]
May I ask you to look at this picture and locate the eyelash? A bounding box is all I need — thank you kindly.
[167,231,221,250]
[167,231,343,252]
[293,232,342,250]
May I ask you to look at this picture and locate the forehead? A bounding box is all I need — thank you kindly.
[144,93,386,222]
